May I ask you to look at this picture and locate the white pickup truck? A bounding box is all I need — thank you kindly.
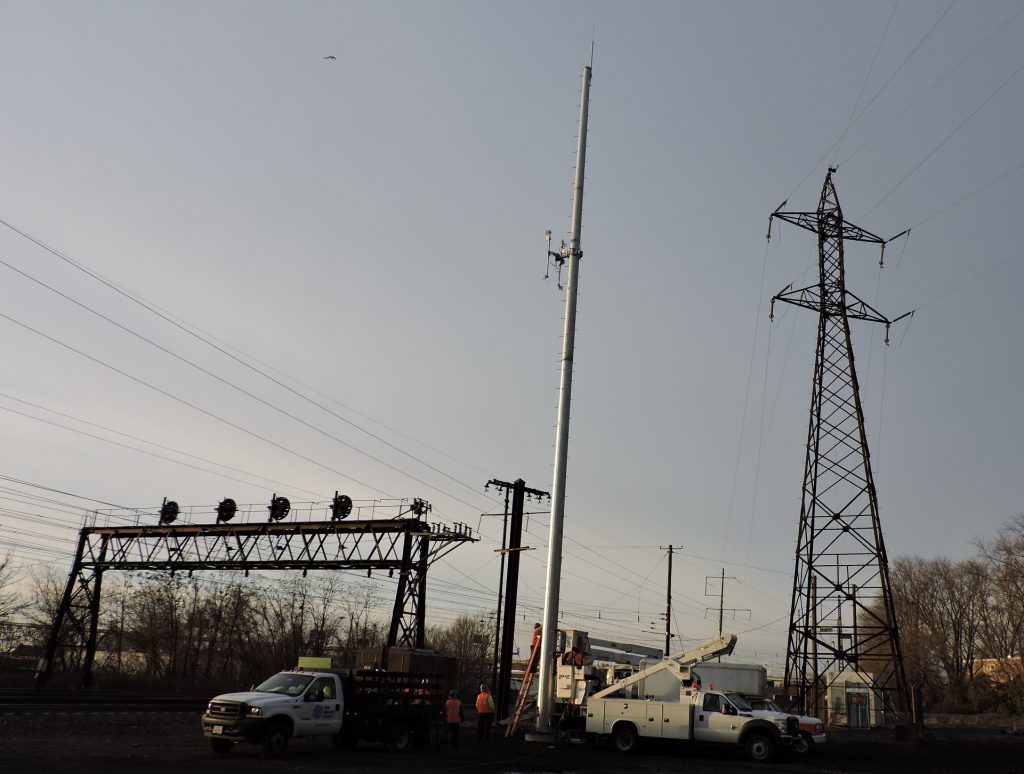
[583,635,801,762]
[747,696,826,754]
[201,666,445,756]
[202,669,345,756]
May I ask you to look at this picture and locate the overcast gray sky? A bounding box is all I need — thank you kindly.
[2,0,1023,668]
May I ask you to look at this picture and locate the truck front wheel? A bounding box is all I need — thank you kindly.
[793,732,811,754]
[744,732,776,763]
[612,724,639,753]
[259,721,290,758]
[209,738,233,754]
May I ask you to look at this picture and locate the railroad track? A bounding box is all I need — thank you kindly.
[0,689,209,714]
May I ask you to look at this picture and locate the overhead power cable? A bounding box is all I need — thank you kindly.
[833,0,901,164]
[0,473,135,512]
[0,401,328,500]
[0,309,394,499]
[861,55,1024,219]
[0,256,488,512]
[0,217,499,501]
[839,2,1024,168]
[787,1,1015,203]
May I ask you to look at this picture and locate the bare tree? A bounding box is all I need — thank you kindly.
[0,554,27,655]
[0,554,25,621]
[887,556,989,710]
[426,613,494,696]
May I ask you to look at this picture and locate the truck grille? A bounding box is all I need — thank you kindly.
[786,716,799,735]
[207,700,243,720]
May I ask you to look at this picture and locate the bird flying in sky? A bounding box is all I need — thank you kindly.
[324,55,337,60]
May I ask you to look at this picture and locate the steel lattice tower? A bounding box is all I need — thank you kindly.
[770,169,910,723]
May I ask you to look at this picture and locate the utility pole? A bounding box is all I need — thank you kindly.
[704,569,749,637]
[488,478,548,721]
[768,169,912,719]
[489,483,512,691]
[537,64,592,736]
[705,570,749,662]
[660,545,680,654]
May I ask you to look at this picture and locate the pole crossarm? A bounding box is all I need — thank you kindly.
[35,515,475,689]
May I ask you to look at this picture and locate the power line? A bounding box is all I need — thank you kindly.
[836,0,958,165]
[833,0,901,164]
[0,401,329,500]
[0,256,492,512]
[860,55,1024,219]
[838,2,1024,168]
[0,308,398,498]
[0,217,501,502]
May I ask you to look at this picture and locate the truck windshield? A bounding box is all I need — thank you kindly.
[255,673,315,696]
[725,692,752,711]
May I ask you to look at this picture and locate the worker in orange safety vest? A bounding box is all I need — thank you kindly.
[444,689,463,748]
[475,684,496,743]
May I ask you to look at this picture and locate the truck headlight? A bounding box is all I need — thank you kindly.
[247,706,262,717]
[814,722,823,734]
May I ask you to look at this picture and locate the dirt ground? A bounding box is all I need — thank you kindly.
[1,711,1022,773]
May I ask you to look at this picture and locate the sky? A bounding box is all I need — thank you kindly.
[1,0,1023,672]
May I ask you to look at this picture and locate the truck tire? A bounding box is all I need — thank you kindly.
[612,724,639,753]
[744,731,776,763]
[259,721,290,758]
[209,738,233,754]
[793,732,811,754]
[389,721,412,752]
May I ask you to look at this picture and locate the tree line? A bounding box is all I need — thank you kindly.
[0,562,496,697]
[6,515,1020,713]
[885,513,1024,714]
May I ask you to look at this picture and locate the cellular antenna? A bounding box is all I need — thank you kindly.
[543,229,567,288]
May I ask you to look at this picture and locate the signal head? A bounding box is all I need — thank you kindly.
[216,498,237,523]
[159,498,179,525]
[331,492,353,521]
[269,495,291,522]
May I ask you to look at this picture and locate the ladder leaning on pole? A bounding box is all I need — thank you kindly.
[505,646,539,737]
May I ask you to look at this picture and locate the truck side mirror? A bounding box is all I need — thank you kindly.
[722,704,737,716]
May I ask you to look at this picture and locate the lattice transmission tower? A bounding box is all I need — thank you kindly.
[769,169,911,723]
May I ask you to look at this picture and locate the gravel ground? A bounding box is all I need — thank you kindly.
[1,711,1022,773]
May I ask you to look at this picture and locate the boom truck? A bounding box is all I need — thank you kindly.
[689,662,826,754]
[201,649,456,757]
[581,634,802,762]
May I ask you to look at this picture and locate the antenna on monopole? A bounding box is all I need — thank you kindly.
[543,229,567,289]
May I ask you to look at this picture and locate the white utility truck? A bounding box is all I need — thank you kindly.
[690,661,826,754]
[584,634,801,763]
[201,656,447,756]
[747,696,826,754]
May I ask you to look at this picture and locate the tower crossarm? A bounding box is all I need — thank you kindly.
[771,211,887,245]
[772,285,899,326]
